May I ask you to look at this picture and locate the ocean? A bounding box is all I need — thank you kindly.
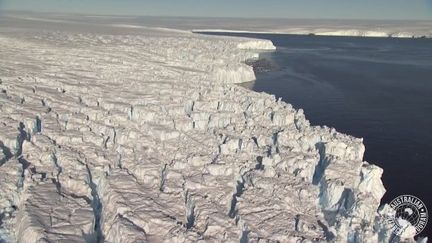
[201,32,432,237]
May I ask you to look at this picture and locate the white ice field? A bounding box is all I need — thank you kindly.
[0,13,417,242]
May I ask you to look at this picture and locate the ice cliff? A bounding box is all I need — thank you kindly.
[0,16,406,242]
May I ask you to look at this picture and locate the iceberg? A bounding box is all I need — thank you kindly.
[0,15,410,242]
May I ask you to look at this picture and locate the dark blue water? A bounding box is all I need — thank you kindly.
[202,32,432,237]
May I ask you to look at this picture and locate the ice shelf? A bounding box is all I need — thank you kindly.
[0,15,416,242]
[193,28,432,38]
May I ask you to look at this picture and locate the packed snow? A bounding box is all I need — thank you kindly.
[0,14,418,242]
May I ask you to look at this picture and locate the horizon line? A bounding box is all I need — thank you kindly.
[2,9,432,22]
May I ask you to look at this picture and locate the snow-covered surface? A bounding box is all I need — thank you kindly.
[3,12,432,38]
[0,14,413,242]
[190,20,432,38]
[193,28,431,38]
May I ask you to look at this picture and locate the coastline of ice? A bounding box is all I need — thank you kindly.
[193,28,432,38]
[0,15,419,242]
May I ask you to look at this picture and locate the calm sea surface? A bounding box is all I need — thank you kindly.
[202,32,432,237]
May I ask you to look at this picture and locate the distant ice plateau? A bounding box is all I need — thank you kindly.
[0,13,424,242]
[193,28,432,38]
[3,12,432,38]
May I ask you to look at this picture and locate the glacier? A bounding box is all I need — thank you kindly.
[0,14,420,242]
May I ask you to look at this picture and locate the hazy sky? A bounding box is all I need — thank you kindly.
[1,0,431,20]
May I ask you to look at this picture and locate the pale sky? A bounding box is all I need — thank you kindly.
[1,0,432,20]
